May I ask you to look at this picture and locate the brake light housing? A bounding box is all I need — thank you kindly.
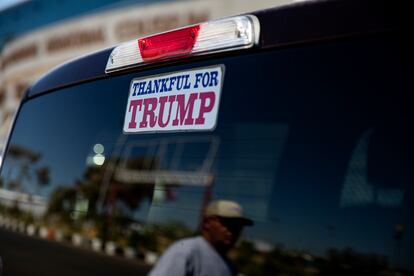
[106,15,260,73]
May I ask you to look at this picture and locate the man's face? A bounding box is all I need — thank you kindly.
[204,216,244,251]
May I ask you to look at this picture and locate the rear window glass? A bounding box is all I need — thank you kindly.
[1,34,412,275]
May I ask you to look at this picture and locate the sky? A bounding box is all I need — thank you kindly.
[0,0,28,12]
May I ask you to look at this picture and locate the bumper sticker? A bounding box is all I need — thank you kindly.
[124,65,224,134]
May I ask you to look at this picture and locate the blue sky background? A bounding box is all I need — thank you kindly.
[0,0,28,11]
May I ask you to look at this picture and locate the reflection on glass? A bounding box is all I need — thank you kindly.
[93,154,105,166]
[93,144,105,154]
[0,36,413,275]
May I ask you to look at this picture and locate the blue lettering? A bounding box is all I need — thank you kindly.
[132,83,140,96]
[194,73,203,88]
[132,82,147,96]
[202,72,210,87]
[209,71,219,87]
[154,79,161,93]
[145,80,153,94]
[169,77,177,91]
[160,78,169,92]
[183,75,191,89]
[176,75,184,90]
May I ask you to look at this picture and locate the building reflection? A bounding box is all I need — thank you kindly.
[0,131,412,275]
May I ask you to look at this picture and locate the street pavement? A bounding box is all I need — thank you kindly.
[0,228,151,276]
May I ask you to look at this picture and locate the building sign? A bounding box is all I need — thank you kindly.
[115,11,209,41]
[1,43,37,70]
[124,66,224,133]
[46,28,105,53]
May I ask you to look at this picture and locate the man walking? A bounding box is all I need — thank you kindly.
[148,200,253,276]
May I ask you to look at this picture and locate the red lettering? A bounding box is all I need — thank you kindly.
[140,98,158,128]
[158,95,176,128]
[172,93,197,126]
[128,99,142,129]
[195,92,215,125]
[128,90,216,130]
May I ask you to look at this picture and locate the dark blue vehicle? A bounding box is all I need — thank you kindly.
[0,0,411,275]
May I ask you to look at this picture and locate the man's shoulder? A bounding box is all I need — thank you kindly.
[169,236,205,252]
[148,237,202,276]
[166,236,215,257]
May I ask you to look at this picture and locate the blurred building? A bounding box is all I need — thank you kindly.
[0,0,290,155]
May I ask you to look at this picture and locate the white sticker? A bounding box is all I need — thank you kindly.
[124,65,224,134]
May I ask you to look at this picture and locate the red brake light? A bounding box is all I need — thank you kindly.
[106,15,259,73]
[138,25,200,62]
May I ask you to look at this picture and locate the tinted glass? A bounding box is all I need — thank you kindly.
[1,33,412,275]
